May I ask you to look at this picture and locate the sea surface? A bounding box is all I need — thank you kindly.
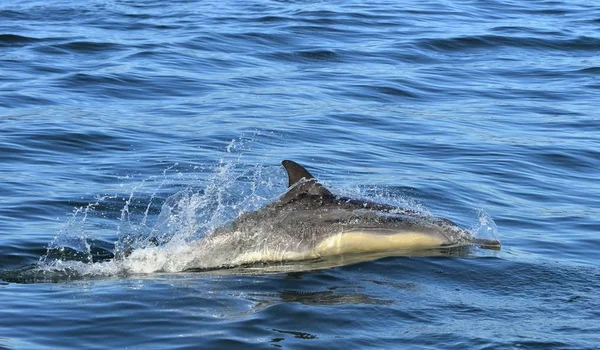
[1,0,599,348]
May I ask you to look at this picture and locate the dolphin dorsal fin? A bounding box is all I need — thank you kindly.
[279,160,333,203]
[282,160,315,187]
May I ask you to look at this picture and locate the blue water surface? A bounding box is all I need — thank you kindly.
[1,0,599,348]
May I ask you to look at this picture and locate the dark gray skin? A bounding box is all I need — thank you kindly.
[202,160,499,266]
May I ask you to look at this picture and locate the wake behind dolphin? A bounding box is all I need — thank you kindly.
[158,160,501,270]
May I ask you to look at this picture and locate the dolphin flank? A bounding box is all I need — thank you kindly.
[188,160,500,268]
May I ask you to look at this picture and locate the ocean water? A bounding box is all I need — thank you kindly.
[1,0,599,348]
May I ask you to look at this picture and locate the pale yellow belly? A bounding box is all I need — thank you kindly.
[203,229,453,266]
[315,231,447,256]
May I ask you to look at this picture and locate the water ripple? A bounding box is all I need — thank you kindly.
[1,0,599,348]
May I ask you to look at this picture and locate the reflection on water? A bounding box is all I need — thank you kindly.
[254,288,391,307]
[270,329,318,348]
[235,286,391,319]
[273,328,317,340]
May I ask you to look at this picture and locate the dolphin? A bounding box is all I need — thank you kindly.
[187,160,500,269]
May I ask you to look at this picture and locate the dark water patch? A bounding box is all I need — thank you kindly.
[0,10,29,20]
[577,66,600,74]
[0,93,55,108]
[12,129,133,155]
[341,80,440,102]
[352,84,420,101]
[273,328,317,340]
[420,34,600,52]
[587,82,600,90]
[123,50,159,60]
[60,72,148,90]
[28,64,65,75]
[533,148,600,173]
[574,222,600,233]
[0,34,41,47]
[149,23,184,31]
[263,49,343,64]
[56,72,210,100]
[0,242,47,270]
[256,15,290,24]
[120,12,154,20]
[52,41,124,54]
[490,25,563,37]
[0,143,30,163]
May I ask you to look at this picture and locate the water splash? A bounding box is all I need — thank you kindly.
[470,209,501,250]
[4,138,499,283]
[40,194,118,265]
[20,136,282,281]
